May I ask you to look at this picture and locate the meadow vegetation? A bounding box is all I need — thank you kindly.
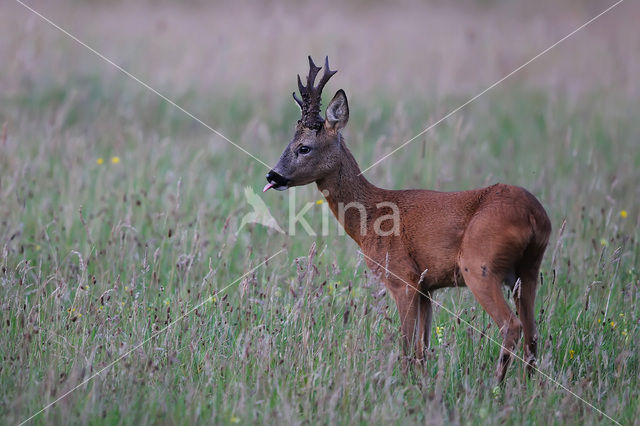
[1,1,638,424]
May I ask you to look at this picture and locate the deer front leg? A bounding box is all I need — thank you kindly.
[388,282,433,361]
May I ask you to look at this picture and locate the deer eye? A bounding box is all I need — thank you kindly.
[298,146,311,154]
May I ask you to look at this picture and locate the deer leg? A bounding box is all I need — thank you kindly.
[421,292,433,351]
[459,257,522,383]
[513,274,538,377]
[514,247,544,377]
[388,283,432,361]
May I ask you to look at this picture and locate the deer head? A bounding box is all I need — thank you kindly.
[264,56,349,192]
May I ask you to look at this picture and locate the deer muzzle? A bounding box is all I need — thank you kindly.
[263,170,290,192]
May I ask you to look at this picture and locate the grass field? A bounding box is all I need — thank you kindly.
[1,1,639,425]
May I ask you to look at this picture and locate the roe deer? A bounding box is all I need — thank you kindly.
[264,56,551,382]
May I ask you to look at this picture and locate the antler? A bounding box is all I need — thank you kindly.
[292,56,337,129]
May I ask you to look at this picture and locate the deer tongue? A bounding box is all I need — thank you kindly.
[263,182,276,192]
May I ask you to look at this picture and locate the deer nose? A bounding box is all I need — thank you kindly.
[266,170,288,185]
[266,170,278,182]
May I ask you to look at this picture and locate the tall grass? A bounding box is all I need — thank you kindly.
[1,71,638,424]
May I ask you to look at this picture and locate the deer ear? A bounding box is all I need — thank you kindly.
[325,89,349,131]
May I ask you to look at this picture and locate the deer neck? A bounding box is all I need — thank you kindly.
[316,139,379,245]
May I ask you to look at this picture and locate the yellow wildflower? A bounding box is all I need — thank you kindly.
[600,238,608,247]
[597,318,601,324]
[621,329,628,337]
[610,321,616,329]
[35,245,41,251]
[111,156,121,164]
[569,349,574,359]
[316,199,324,205]
[436,326,445,344]
[230,415,240,423]
[492,386,501,400]
[96,158,104,165]
[620,210,628,218]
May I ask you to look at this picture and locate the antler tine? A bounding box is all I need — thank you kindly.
[297,74,305,95]
[292,91,303,108]
[306,56,322,90]
[315,56,337,93]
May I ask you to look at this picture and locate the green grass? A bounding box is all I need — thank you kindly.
[0,71,638,425]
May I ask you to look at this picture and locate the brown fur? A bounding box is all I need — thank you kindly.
[266,58,551,382]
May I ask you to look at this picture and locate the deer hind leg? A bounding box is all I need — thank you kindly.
[513,274,537,376]
[459,256,522,383]
[388,282,433,361]
[514,248,544,376]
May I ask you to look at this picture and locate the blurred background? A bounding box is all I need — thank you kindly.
[3,0,639,98]
[2,0,638,178]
